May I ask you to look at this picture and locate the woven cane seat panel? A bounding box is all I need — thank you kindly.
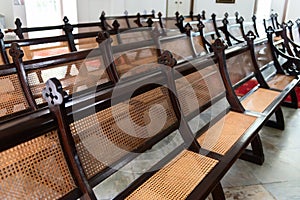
[0,131,76,199]
[114,48,158,77]
[176,65,225,116]
[125,150,218,200]
[267,74,294,90]
[254,43,273,68]
[27,59,108,104]
[242,88,280,113]
[76,38,99,50]
[197,111,257,155]
[0,74,29,117]
[119,31,153,44]
[70,87,178,179]
[192,36,206,56]
[226,50,255,86]
[160,37,194,60]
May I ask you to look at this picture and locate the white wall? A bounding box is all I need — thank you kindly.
[124,0,166,15]
[286,0,300,22]
[194,0,255,21]
[0,0,14,28]
[77,0,126,22]
[270,0,285,22]
[76,0,167,23]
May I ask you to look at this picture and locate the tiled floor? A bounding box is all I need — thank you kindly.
[94,106,300,199]
[221,107,300,199]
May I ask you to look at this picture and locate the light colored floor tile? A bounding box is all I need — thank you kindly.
[224,185,275,200]
[264,180,300,200]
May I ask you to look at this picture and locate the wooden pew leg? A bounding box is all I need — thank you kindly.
[282,89,298,109]
[239,134,265,165]
[211,182,226,200]
[265,107,285,130]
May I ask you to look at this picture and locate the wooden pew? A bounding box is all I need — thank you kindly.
[1,27,296,200]
[218,32,300,130]
[40,42,271,199]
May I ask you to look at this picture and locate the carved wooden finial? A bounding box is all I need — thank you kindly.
[147,18,154,27]
[222,18,229,25]
[211,13,216,19]
[42,78,64,107]
[197,21,205,31]
[296,19,300,26]
[185,23,192,36]
[112,20,120,31]
[124,10,128,16]
[100,11,106,21]
[201,10,206,20]
[197,14,201,21]
[211,38,227,53]
[96,31,111,44]
[63,17,73,33]
[151,9,155,17]
[252,15,257,21]
[224,12,229,19]
[158,12,162,18]
[274,13,278,18]
[266,26,274,34]
[15,18,22,28]
[238,16,244,24]
[63,16,69,24]
[246,30,256,41]
[287,20,294,27]
[235,12,239,18]
[0,29,4,39]
[281,22,287,29]
[158,51,177,68]
[9,42,24,59]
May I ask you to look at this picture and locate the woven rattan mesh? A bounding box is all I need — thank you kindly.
[114,46,158,77]
[197,111,256,155]
[176,65,225,116]
[228,25,243,39]
[160,37,194,61]
[23,43,69,60]
[203,21,216,34]
[76,38,99,50]
[0,131,76,199]
[27,58,108,104]
[254,42,273,68]
[125,150,218,200]
[0,74,29,117]
[226,50,255,86]
[267,74,294,90]
[70,87,178,179]
[163,18,179,30]
[192,36,206,56]
[119,30,153,44]
[241,88,280,113]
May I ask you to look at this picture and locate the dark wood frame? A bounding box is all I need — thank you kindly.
[216,0,235,3]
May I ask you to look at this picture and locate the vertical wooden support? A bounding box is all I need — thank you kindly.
[266,26,286,74]
[62,17,77,52]
[96,31,119,83]
[212,13,221,38]
[9,43,37,110]
[42,78,97,200]
[158,50,201,153]
[252,15,260,38]
[0,29,9,64]
[245,31,270,89]
[211,39,245,113]
[14,18,24,39]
